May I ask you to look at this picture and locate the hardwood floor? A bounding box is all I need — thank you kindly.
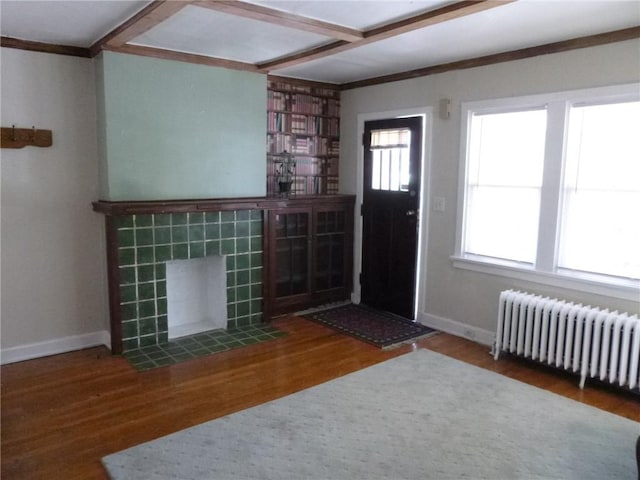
[2,316,638,479]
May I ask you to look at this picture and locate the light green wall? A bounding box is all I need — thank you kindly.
[96,52,267,201]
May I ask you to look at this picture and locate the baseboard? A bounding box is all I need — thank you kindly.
[0,330,111,365]
[418,312,495,347]
[350,291,361,305]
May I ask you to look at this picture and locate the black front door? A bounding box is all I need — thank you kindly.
[361,116,422,319]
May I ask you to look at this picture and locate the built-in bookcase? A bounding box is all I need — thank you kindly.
[266,77,340,196]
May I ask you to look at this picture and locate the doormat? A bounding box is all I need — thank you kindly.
[304,303,436,348]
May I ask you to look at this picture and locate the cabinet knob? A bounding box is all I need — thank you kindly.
[406,210,416,216]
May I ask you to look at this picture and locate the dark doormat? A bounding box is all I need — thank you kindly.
[304,303,437,348]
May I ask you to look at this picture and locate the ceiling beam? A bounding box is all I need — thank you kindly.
[90,0,190,56]
[340,26,640,90]
[257,0,513,72]
[194,0,363,43]
[364,0,511,41]
[103,43,260,73]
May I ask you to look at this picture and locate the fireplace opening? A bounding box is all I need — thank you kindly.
[166,256,227,339]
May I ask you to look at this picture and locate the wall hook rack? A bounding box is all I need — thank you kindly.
[1,125,52,149]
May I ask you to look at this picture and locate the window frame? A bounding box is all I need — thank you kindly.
[453,83,640,302]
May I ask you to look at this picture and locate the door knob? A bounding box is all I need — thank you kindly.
[406,210,416,216]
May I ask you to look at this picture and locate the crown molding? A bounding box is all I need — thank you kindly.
[1,36,91,58]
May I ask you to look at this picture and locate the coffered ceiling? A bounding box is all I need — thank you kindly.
[1,1,639,87]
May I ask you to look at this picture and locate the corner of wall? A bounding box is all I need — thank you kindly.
[94,52,110,200]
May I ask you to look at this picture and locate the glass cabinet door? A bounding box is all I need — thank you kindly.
[314,209,346,291]
[274,210,310,297]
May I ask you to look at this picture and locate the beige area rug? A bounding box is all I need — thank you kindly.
[103,350,639,479]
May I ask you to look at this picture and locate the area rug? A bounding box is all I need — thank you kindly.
[102,350,639,480]
[304,303,436,348]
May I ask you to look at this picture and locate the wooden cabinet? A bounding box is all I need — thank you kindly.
[264,195,354,318]
[266,77,340,196]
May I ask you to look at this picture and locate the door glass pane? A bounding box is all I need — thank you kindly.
[275,212,309,297]
[370,127,412,192]
[372,151,381,190]
[290,238,308,294]
[400,150,410,190]
[390,149,401,191]
[276,238,292,296]
[314,211,345,291]
[371,128,410,146]
[315,236,330,291]
[380,151,390,190]
[330,234,344,288]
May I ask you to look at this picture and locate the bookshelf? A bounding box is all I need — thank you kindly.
[266,77,340,196]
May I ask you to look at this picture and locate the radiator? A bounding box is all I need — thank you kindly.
[494,289,640,390]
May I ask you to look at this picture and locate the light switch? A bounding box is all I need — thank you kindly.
[433,196,445,212]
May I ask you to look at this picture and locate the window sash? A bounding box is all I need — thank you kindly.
[464,185,541,263]
[557,100,640,279]
[457,84,640,288]
[462,108,547,264]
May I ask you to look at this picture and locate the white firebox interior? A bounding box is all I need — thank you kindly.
[166,256,227,339]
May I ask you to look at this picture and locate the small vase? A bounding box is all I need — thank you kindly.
[278,181,292,194]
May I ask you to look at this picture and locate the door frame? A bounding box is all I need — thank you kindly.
[354,106,433,318]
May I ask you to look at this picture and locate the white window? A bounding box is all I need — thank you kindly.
[464,109,546,263]
[558,101,640,279]
[456,84,640,297]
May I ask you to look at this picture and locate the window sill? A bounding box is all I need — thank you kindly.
[450,255,640,303]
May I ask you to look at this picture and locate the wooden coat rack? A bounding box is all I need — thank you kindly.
[1,125,52,149]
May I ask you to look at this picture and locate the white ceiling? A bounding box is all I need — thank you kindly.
[130,4,333,63]
[0,1,150,47]
[1,0,639,85]
[273,1,640,83]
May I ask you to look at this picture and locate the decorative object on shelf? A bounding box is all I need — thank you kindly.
[275,150,296,195]
[1,125,53,149]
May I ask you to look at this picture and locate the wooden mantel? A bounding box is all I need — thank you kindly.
[92,195,352,216]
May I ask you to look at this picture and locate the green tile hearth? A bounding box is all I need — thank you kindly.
[123,324,286,371]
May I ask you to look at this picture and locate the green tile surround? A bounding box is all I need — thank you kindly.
[116,210,264,352]
[124,324,286,371]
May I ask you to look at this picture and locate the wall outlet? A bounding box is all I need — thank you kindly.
[433,196,445,212]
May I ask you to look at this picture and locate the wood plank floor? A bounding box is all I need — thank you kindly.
[2,316,638,479]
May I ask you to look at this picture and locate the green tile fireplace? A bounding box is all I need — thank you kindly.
[112,208,264,352]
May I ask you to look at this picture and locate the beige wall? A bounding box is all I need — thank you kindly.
[1,48,108,362]
[1,40,638,362]
[340,39,640,342]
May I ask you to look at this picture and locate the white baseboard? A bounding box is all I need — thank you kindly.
[0,330,111,365]
[418,312,495,347]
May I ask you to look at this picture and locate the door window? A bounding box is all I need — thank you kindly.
[369,128,412,192]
